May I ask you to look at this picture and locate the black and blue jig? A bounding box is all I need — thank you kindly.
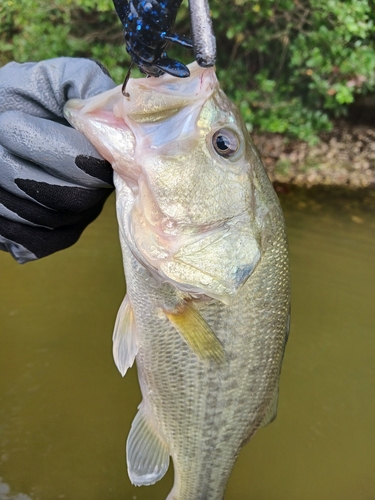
[113,0,216,95]
[113,0,192,94]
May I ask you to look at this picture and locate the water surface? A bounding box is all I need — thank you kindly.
[0,188,374,499]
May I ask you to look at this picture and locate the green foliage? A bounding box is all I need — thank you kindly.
[212,0,375,142]
[1,0,375,141]
[0,0,129,82]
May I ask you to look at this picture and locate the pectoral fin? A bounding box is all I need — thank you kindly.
[112,295,138,377]
[126,403,170,486]
[164,301,225,364]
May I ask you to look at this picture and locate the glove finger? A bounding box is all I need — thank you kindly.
[0,196,109,263]
[0,184,113,227]
[0,145,78,200]
[0,145,111,211]
[0,234,37,263]
[75,155,113,185]
[15,179,111,212]
[0,58,116,119]
[0,111,114,187]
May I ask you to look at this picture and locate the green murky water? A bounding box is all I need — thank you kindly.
[1,188,374,500]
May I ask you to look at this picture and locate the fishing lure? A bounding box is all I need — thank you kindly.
[113,0,216,95]
[113,0,192,93]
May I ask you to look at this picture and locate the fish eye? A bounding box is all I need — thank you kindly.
[212,129,239,158]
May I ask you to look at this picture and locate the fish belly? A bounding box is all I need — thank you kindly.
[120,208,289,500]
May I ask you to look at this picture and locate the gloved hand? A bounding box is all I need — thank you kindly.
[0,57,116,263]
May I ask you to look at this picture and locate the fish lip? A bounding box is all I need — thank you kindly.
[121,62,218,126]
[128,62,216,94]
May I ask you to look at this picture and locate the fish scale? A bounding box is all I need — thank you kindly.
[64,62,290,499]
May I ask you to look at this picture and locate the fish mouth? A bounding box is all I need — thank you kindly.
[118,62,218,125]
[127,62,216,96]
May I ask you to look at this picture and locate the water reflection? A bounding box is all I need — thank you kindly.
[0,189,374,499]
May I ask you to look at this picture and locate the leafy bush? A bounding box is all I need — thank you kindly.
[211,0,375,142]
[1,0,375,142]
[0,0,130,82]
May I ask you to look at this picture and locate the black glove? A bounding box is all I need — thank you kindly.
[0,57,116,263]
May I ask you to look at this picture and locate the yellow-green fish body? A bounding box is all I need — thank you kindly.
[64,63,290,500]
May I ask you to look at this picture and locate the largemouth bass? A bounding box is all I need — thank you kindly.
[64,62,290,500]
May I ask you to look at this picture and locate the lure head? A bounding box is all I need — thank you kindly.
[122,0,167,77]
[114,0,191,78]
[64,63,276,303]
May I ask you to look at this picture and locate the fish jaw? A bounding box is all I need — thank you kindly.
[64,86,138,183]
[64,62,266,302]
[63,62,216,180]
[119,62,218,124]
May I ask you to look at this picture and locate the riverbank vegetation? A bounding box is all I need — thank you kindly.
[1,0,375,185]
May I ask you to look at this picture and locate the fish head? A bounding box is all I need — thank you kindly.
[64,63,273,303]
